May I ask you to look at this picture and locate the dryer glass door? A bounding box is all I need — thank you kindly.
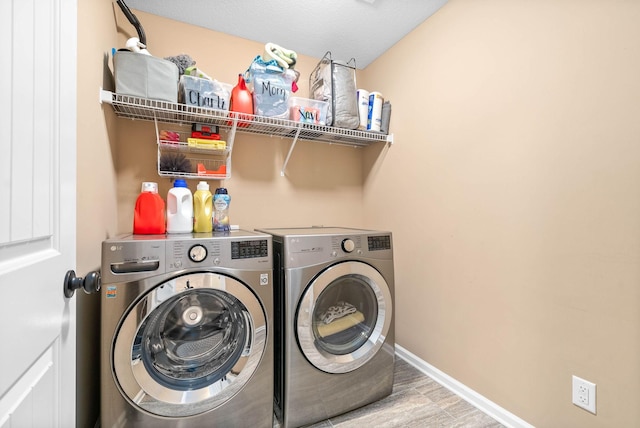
[113,272,266,417]
[296,261,392,374]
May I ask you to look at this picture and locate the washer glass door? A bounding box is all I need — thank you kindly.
[113,272,266,417]
[296,261,392,374]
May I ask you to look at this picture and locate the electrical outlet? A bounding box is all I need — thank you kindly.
[572,375,596,414]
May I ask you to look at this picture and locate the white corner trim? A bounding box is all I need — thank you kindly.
[395,344,535,428]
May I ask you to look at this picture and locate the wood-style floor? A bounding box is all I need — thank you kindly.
[277,358,506,428]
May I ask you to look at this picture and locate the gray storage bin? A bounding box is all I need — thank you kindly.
[114,51,179,102]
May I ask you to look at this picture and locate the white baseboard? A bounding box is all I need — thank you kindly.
[395,344,535,428]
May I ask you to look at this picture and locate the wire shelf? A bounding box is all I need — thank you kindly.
[100,90,390,147]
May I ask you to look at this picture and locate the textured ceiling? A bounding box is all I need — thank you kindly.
[122,0,448,69]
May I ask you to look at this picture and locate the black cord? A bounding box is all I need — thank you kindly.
[116,0,147,46]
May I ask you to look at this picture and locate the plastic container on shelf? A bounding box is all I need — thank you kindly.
[288,97,329,125]
[133,182,166,234]
[179,75,232,111]
[213,188,231,232]
[193,181,213,233]
[166,179,193,234]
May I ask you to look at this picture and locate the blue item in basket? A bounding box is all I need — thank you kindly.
[246,55,296,119]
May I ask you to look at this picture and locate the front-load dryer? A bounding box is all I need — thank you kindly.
[256,227,395,428]
[100,230,273,427]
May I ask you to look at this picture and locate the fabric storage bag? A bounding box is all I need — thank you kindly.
[179,75,232,111]
[246,55,295,119]
[309,52,359,129]
[114,51,179,102]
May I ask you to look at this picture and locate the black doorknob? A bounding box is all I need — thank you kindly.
[63,270,101,298]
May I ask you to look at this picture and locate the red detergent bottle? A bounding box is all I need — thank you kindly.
[133,182,166,234]
[229,74,253,127]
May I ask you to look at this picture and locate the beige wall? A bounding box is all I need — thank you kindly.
[113,12,365,233]
[76,0,640,427]
[363,1,640,427]
[76,0,119,427]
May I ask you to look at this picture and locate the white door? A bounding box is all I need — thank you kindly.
[0,0,77,427]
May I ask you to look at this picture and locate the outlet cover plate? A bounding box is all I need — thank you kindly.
[572,375,596,414]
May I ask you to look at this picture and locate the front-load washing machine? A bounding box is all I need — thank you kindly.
[100,230,273,427]
[256,227,395,428]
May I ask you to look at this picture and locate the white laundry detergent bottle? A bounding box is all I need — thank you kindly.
[166,179,193,233]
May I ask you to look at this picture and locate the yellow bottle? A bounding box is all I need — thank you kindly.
[193,181,213,233]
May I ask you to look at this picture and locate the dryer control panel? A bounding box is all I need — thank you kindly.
[367,235,392,251]
[265,231,393,269]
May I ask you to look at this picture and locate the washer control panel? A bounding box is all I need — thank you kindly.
[188,244,208,262]
[101,232,272,284]
[231,239,269,259]
[167,238,270,270]
[168,239,222,269]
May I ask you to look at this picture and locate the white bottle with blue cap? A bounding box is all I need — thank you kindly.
[166,179,193,233]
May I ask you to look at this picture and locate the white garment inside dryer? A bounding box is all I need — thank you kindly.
[320,301,357,324]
